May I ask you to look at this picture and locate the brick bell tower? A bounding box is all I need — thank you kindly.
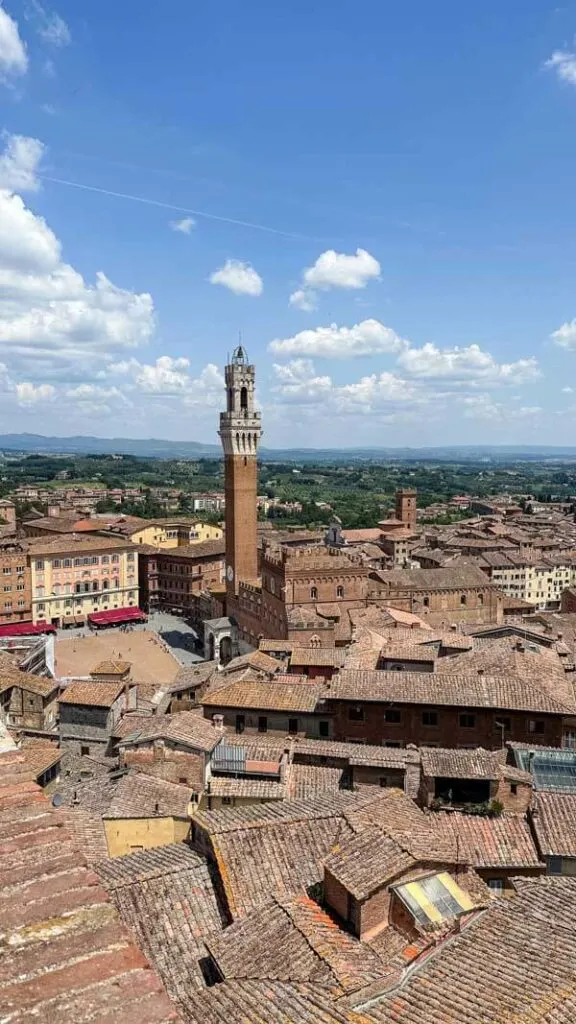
[219,345,262,597]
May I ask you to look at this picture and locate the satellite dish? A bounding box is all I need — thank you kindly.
[51,793,63,808]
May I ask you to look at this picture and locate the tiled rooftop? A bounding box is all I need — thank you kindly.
[206,892,386,995]
[433,811,542,869]
[184,980,365,1024]
[95,844,224,1011]
[119,710,222,752]
[358,876,576,1023]
[202,679,322,712]
[531,791,576,858]
[59,679,126,707]
[102,772,192,820]
[329,669,576,714]
[0,747,182,1023]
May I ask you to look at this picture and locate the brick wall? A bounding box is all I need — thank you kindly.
[330,701,564,750]
[121,744,206,791]
[323,869,349,922]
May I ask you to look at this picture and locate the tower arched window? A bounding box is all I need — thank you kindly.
[228,388,234,411]
[337,585,344,598]
[310,586,318,599]
[240,386,248,410]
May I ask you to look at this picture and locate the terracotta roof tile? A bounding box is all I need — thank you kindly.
[118,710,222,752]
[329,670,576,714]
[202,679,322,712]
[206,892,386,995]
[0,748,181,1023]
[184,980,366,1023]
[103,772,192,820]
[433,810,542,869]
[59,680,125,707]
[95,844,224,1012]
[531,791,576,858]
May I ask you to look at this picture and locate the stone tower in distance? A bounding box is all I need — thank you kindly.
[219,345,262,597]
[395,487,417,529]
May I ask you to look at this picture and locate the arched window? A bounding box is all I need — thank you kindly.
[240,386,248,410]
[92,581,99,592]
[337,585,344,598]
[310,586,318,599]
[228,387,234,411]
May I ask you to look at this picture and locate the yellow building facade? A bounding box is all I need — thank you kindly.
[128,519,223,549]
[103,815,191,857]
[28,536,139,626]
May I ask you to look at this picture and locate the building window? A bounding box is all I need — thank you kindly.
[111,555,120,563]
[102,555,109,564]
[460,594,467,605]
[80,746,90,756]
[235,714,245,734]
[459,713,476,728]
[2,567,11,575]
[178,777,187,785]
[548,856,563,875]
[336,586,344,598]
[529,719,545,734]
[384,740,402,748]
[288,718,298,735]
[17,600,25,607]
[423,596,429,607]
[74,558,81,567]
[511,783,518,795]
[310,586,318,600]
[35,561,44,570]
[91,556,99,565]
[348,706,364,721]
[222,796,234,806]
[487,878,505,894]
[53,559,61,568]
[479,593,484,605]
[319,720,330,737]
[82,557,90,566]
[63,558,72,568]
[422,710,438,726]
[258,716,268,733]
[385,709,401,723]
[92,581,99,592]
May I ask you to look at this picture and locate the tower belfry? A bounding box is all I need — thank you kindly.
[219,345,262,596]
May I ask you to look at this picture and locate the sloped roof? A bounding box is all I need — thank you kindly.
[202,679,322,713]
[103,772,191,819]
[184,980,365,1024]
[206,892,386,995]
[59,680,125,707]
[329,670,576,715]
[531,791,576,858]
[376,565,493,591]
[359,877,576,1024]
[118,710,222,752]
[0,748,182,1022]
[433,811,542,869]
[95,844,224,1010]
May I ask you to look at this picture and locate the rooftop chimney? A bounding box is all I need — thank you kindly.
[212,714,224,732]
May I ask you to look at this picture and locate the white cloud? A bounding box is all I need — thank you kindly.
[545,50,576,87]
[0,5,28,81]
[397,342,540,385]
[209,259,263,297]
[272,359,332,403]
[303,248,381,290]
[110,355,192,395]
[108,357,224,407]
[551,320,576,350]
[27,2,71,46]
[562,386,574,394]
[289,288,316,312]
[272,359,417,415]
[289,248,380,312]
[15,381,56,405]
[0,133,44,192]
[170,216,195,234]
[0,141,155,379]
[269,318,407,359]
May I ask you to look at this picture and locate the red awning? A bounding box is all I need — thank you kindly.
[88,607,147,626]
[0,622,56,637]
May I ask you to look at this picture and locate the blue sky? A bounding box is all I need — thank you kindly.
[1,0,576,447]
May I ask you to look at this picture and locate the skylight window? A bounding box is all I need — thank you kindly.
[394,872,474,927]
